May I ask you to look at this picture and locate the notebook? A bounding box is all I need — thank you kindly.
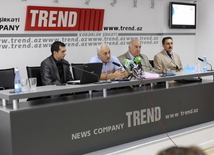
[67,62,103,84]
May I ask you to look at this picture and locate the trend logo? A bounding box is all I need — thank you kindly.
[25,6,105,31]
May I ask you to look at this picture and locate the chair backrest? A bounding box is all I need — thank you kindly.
[149,60,154,67]
[71,63,84,80]
[26,66,42,86]
[0,68,15,90]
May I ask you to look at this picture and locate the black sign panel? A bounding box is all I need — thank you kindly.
[7,82,214,155]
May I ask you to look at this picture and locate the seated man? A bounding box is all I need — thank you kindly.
[117,39,162,76]
[153,37,183,72]
[90,44,128,80]
[41,41,73,86]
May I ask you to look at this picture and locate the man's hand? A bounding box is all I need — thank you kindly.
[100,69,128,80]
[113,69,128,79]
[163,67,170,71]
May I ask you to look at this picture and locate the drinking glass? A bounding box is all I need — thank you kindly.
[21,78,29,92]
[29,78,37,91]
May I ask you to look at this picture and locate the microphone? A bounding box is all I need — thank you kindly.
[124,59,134,68]
[134,57,143,70]
[112,61,127,71]
[58,60,102,84]
[123,59,138,79]
[134,57,141,64]
[112,62,121,67]
[160,59,177,76]
[198,57,203,62]
[198,57,213,71]
[165,59,174,69]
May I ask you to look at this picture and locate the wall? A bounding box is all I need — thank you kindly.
[197,0,214,69]
[0,0,197,78]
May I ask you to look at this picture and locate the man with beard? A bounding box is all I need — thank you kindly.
[40,41,73,98]
[41,41,73,86]
[153,37,183,72]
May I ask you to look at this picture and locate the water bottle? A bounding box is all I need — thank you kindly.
[203,55,208,72]
[14,68,22,94]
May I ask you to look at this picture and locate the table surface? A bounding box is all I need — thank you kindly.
[0,71,213,101]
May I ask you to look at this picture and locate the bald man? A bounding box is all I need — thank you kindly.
[117,39,162,75]
[90,44,128,80]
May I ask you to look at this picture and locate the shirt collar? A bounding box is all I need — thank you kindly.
[52,55,58,64]
[164,50,173,55]
[128,51,135,60]
[164,50,174,59]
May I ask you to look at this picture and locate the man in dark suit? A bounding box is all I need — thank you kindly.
[41,41,73,86]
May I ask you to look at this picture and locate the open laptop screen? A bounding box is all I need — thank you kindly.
[68,62,103,84]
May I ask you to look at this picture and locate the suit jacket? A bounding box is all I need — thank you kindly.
[153,50,183,72]
[117,52,162,75]
[40,56,73,86]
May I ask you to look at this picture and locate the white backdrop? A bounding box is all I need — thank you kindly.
[197,0,214,67]
[0,0,199,78]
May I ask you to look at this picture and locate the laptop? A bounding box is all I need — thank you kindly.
[70,63,84,80]
[67,62,103,84]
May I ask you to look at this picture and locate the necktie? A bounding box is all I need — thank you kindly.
[166,52,178,70]
[166,51,172,59]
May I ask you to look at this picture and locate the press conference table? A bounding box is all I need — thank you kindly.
[1,71,214,155]
[0,71,213,109]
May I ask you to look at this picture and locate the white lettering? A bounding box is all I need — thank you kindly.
[133,111,140,126]
[126,107,161,127]
[71,130,91,140]
[30,10,39,27]
[68,12,77,27]
[58,11,68,27]
[147,108,154,123]
[48,11,57,27]
[155,107,161,121]
[126,112,132,127]
[38,10,48,27]
[29,10,77,28]
[93,123,124,135]
[141,109,147,124]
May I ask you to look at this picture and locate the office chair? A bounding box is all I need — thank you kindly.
[26,66,47,101]
[71,63,84,80]
[0,68,15,90]
[26,66,42,86]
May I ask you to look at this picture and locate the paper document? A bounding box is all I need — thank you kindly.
[144,72,160,79]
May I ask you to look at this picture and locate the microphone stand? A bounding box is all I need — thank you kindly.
[198,58,213,71]
[136,62,146,79]
[207,63,213,71]
[127,65,137,80]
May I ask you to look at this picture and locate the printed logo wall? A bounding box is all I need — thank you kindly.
[0,5,157,51]
[25,6,105,31]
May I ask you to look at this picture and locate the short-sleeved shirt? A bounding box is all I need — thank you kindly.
[90,55,125,74]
